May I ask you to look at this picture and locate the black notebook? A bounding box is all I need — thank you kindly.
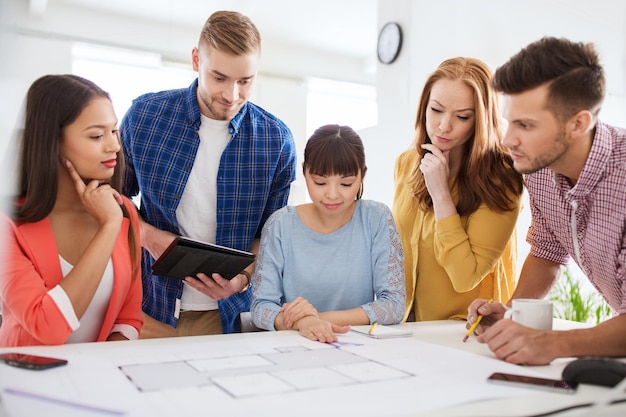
[151,236,255,280]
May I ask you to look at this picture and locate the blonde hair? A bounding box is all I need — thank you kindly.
[198,10,261,55]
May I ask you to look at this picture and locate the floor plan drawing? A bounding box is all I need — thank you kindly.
[120,344,414,398]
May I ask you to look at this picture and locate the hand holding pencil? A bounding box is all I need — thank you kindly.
[463,299,493,342]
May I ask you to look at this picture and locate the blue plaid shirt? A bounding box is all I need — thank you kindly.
[120,79,297,333]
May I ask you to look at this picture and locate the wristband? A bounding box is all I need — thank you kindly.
[238,270,252,293]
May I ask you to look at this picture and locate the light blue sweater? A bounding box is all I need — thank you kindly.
[251,199,405,330]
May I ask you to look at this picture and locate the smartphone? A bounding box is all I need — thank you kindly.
[487,372,577,394]
[0,353,68,370]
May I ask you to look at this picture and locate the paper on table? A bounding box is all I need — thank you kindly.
[350,325,413,339]
[2,388,126,416]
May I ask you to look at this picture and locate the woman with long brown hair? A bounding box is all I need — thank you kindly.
[0,74,142,346]
[393,57,523,322]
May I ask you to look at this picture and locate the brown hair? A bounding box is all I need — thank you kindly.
[303,125,367,200]
[198,10,261,55]
[493,36,605,122]
[409,57,523,214]
[15,74,140,279]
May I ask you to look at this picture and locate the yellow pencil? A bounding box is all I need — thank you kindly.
[368,321,379,335]
[463,299,493,342]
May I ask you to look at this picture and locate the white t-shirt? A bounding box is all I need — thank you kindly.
[46,256,113,343]
[176,115,231,311]
[49,256,139,342]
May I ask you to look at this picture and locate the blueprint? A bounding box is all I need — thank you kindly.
[120,344,413,397]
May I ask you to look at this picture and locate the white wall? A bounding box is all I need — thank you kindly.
[254,74,309,205]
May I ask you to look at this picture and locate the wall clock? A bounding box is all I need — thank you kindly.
[377,22,402,65]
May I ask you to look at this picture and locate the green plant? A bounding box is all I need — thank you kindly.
[548,266,611,324]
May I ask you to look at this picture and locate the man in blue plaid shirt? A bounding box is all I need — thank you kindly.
[121,10,297,336]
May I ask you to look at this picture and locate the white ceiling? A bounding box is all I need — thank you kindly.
[51,0,379,60]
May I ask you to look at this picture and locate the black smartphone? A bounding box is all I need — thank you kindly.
[487,372,577,394]
[0,352,68,370]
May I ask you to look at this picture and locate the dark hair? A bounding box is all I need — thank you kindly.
[15,74,139,279]
[198,10,261,55]
[303,124,367,199]
[409,57,523,214]
[493,36,605,122]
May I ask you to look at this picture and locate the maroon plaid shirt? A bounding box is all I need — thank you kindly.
[525,121,626,314]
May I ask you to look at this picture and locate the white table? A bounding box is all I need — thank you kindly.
[0,319,623,417]
[408,320,626,416]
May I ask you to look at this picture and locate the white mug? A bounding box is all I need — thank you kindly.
[504,299,553,330]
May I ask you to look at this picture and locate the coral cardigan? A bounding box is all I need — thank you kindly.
[0,198,143,347]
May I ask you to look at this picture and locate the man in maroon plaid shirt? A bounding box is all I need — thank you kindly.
[465,36,626,365]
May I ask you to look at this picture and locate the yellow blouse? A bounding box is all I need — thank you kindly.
[392,149,521,321]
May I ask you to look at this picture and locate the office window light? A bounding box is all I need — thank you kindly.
[306,78,377,138]
[71,43,195,120]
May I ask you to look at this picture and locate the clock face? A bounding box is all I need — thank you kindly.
[377,22,402,65]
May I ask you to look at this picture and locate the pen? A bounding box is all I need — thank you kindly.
[368,321,379,335]
[463,299,493,342]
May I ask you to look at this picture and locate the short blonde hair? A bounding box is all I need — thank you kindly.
[198,10,261,55]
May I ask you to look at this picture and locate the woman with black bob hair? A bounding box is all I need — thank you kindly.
[251,124,405,342]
